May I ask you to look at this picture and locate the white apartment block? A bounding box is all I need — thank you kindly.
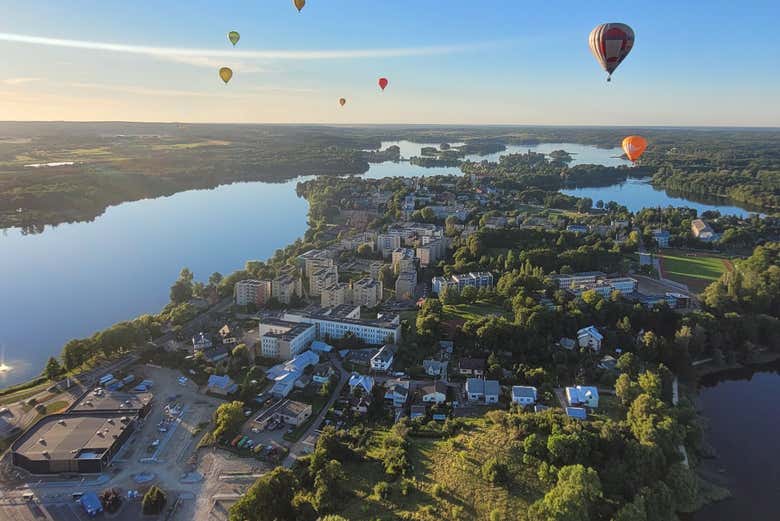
[234,279,272,307]
[391,248,417,274]
[352,277,383,308]
[309,265,339,297]
[272,270,301,305]
[321,282,350,307]
[432,272,493,295]
[297,249,335,276]
[258,319,317,360]
[377,234,402,257]
[283,306,401,345]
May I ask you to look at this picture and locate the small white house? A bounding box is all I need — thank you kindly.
[565,386,599,408]
[511,386,538,406]
[577,326,603,352]
[421,381,447,404]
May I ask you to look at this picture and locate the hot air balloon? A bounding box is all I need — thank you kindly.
[219,67,233,84]
[228,31,240,47]
[622,135,647,162]
[339,98,347,107]
[588,23,635,82]
[378,77,389,91]
[293,0,305,12]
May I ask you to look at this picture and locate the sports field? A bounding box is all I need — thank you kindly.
[659,250,733,292]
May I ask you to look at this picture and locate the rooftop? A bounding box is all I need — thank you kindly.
[71,391,153,413]
[13,412,133,462]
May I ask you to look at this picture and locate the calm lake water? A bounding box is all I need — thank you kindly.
[0,141,760,385]
[694,363,780,521]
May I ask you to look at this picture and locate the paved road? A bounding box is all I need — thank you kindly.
[282,355,348,467]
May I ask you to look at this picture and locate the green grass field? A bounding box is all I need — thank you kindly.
[339,418,539,521]
[442,301,511,322]
[660,250,731,292]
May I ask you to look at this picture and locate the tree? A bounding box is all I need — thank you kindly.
[616,352,639,377]
[170,271,193,303]
[44,357,62,380]
[642,482,676,521]
[615,373,641,406]
[612,495,647,521]
[229,467,297,521]
[142,486,166,515]
[481,457,510,486]
[529,465,602,521]
[357,243,373,258]
[665,463,698,512]
[231,344,249,365]
[461,285,478,304]
[313,459,346,512]
[212,401,245,440]
[638,371,662,399]
[208,272,223,287]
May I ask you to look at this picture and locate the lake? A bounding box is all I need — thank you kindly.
[0,141,760,385]
[694,362,780,520]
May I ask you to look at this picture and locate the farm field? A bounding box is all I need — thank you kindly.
[659,249,733,293]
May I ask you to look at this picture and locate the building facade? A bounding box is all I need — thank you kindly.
[234,279,272,307]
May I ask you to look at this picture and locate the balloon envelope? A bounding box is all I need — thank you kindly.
[219,67,233,84]
[589,23,635,80]
[293,0,305,12]
[339,98,346,107]
[622,135,647,162]
[228,31,240,46]
[378,77,389,91]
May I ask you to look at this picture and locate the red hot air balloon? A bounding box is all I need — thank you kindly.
[589,23,635,82]
[378,77,389,91]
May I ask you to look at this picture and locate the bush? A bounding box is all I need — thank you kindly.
[142,485,167,515]
[431,483,443,498]
[481,457,510,486]
[373,481,391,500]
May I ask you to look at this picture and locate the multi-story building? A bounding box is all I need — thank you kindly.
[297,249,335,276]
[432,272,493,295]
[258,318,317,360]
[309,265,339,298]
[652,229,671,248]
[568,277,638,297]
[395,270,417,299]
[352,277,383,308]
[691,219,718,242]
[416,236,448,268]
[272,268,302,305]
[234,279,272,307]
[283,306,401,345]
[391,248,417,274]
[376,234,402,257]
[550,271,606,289]
[321,282,350,307]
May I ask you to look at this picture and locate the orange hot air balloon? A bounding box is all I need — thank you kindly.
[219,67,233,84]
[378,77,389,91]
[339,98,347,107]
[293,0,305,12]
[622,135,647,162]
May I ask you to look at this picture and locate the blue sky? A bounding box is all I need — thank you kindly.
[1,0,778,125]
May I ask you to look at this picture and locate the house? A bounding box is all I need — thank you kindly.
[652,229,670,248]
[270,372,298,398]
[312,363,335,384]
[423,359,448,377]
[384,380,410,407]
[310,340,334,354]
[370,344,397,372]
[219,324,237,345]
[691,219,718,242]
[577,326,603,352]
[255,399,312,429]
[420,381,448,404]
[566,386,599,408]
[192,332,212,351]
[203,345,230,363]
[458,358,486,377]
[598,355,618,371]
[438,340,454,359]
[558,337,576,350]
[566,224,589,234]
[207,375,238,396]
[410,404,427,420]
[566,407,588,420]
[466,378,499,404]
[511,386,538,406]
[348,373,374,395]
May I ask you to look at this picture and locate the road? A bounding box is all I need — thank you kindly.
[282,355,348,467]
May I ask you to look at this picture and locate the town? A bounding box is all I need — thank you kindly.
[2,159,776,521]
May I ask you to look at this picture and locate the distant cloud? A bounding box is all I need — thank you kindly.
[1,77,41,85]
[0,32,489,68]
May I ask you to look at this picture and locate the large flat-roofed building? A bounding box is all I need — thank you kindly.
[432,272,493,295]
[234,279,272,307]
[550,271,606,289]
[297,249,335,276]
[71,391,154,417]
[255,399,312,429]
[12,412,137,474]
[258,318,317,360]
[284,306,401,345]
[568,277,638,298]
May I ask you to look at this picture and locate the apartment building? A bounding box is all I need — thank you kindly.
[391,248,417,274]
[550,271,606,289]
[432,272,493,295]
[416,236,447,268]
[297,249,335,276]
[352,277,383,308]
[321,282,350,307]
[234,279,272,307]
[309,265,339,298]
[395,270,418,299]
[258,318,317,360]
[377,234,402,257]
[283,305,401,345]
[272,268,302,305]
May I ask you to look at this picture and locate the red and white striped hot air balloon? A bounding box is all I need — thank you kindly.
[588,23,635,82]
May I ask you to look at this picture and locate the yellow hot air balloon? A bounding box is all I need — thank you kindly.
[339,98,346,107]
[228,31,240,47]
[219,67,233,84]
[293,0,305,12]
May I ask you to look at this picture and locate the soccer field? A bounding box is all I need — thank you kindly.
[659,250,731,291]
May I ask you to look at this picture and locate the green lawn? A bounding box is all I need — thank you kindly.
[660,249,731,292]
[442,301,511,322]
